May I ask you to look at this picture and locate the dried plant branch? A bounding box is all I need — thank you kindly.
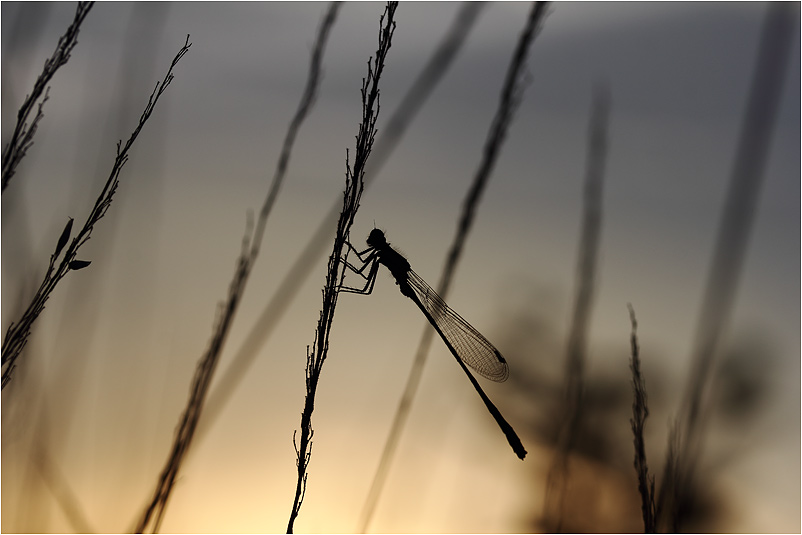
[628,304,656,533]
[543,80,610,531]
[133,7,340,533]
[657,4,794,530]
[357,3,548,531]
[287,4,397,532]
[0,36,191,390]
[196,1,484,450]
[2,1,94,192]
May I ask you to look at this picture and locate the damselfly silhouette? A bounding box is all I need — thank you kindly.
[341,229,526,459]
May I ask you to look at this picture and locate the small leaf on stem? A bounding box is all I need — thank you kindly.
[55,217,73,259]
[68,260,91,270]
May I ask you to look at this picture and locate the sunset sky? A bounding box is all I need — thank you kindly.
[2,2,799,533]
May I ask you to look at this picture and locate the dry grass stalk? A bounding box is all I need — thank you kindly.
[133,6,340,533]
[357,2,548,531]
[2,1,94,192]
[628,304,656,533]
[543,80,610,531]
[286,4,397,532]
[1,36,191,390]
[657,4,794,530]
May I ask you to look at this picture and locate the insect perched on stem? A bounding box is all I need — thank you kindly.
[341,228,526,459]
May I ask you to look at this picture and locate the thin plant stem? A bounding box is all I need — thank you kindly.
[287,4,397,532]
[679,0,794,448]
[134,6,340,533]
[249,2,341,263]
[656,3,795,530]
[2,1,94,192]
[357,3,549,532]
[542,81,610,532]
[659,2,799,531]
[628,304,656,533]
[0,36,191,390]
[32,10,173,525]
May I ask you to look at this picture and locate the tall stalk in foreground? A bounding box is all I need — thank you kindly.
[1,36,191,390]
[286,4,397,533]
[134,5,340,533]
[357,3,548,531]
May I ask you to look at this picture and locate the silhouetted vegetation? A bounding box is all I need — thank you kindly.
[288,3,396,532]
[1,2,796,533]
[2,33,191,389]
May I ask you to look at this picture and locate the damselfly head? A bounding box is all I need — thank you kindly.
[367,228,386,247]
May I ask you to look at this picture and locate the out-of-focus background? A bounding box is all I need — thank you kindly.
[2,2,799,533]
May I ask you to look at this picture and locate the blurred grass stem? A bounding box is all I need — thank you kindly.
[134,6,339,532]
[543,81,609,531]
[357,2,548,531]
[657,3,795,529]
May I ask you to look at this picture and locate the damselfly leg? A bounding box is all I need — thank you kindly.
[339,239,379,295]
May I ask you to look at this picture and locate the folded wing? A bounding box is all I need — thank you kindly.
[406,269,509,382]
